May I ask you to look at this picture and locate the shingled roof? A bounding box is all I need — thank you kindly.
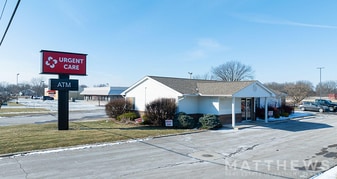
[148,76,212,94]
[81,87,127,96]
[149,76,258,96]
[197,81,255,96]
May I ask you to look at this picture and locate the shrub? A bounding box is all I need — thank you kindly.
[256,106,275,119]
[273,112,280,118]
[280,105,294,114]
[174,112,196,129]
[141,115,152,125]
[117,112,139,121]
[256,107,265,119]
[145,98,177,126]
[281,112,289,117]
[105,98,132,118]
[199,114,222,130]
[272,108,280,118]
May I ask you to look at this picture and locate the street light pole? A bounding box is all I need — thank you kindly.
[317,67,324,99]
[16,73,19,104]
[188,72,192,79]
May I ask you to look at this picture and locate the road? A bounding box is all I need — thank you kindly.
[0,110,107,126]
[0,113,336,178]
[0,99,107,126]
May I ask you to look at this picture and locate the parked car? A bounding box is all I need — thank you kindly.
[299,101,328,112]
[31,96,42,99]
[315,99,337,112]
[42,96,54,100]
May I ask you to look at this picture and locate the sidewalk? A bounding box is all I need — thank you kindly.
[223,111,315,130]
[222,111,337,178]
[312,166,337,179]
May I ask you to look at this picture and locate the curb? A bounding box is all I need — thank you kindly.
[0,129,207,158]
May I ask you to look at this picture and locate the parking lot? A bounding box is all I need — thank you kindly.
[1,112,336,178]
[11,98,106,111]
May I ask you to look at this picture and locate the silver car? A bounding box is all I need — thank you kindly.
[299,101,328,113]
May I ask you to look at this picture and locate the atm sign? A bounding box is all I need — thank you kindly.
[41,50,87,75]
[49,79,79,91]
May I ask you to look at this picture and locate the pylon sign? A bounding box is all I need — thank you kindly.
[41,50,87,75]
[40,50,87,130]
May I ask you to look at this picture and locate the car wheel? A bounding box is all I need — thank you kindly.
[329,107,334,112]
[300,107,305,111]
[319,108,324,113]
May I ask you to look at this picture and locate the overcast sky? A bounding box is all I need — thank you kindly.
[0,0,336,87]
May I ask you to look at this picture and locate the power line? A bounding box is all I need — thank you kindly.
[0,0,21,47]
[0,0,8,22]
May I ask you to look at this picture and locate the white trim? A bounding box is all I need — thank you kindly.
[232,97,236,128]
[122,76,183,96]
[264,97,268,123]
[121,76,150,96]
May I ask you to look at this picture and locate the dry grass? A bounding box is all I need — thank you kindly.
[0,108,50,117]
[0,120,194,155]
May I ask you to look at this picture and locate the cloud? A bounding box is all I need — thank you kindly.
[185,38,229,60]
[55,1,84,27]
[197,38,223,48]
[186,49,206,59]
[234,13,337,29]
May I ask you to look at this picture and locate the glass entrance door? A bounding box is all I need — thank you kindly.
[241,98,252,120]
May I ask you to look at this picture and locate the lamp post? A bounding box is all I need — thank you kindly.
[16,73,19,104]
[317,67,324,99]
[188,72,192,79]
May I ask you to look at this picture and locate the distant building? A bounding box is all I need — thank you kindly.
[20,89,36,96]
[80,87,128,101]
[44,89,58,100]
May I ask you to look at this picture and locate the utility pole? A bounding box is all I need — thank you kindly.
[317,67,324,99]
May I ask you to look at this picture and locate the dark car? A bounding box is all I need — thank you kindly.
[315,99,337,112]
[299,101,328,113]
[42,96,54,100]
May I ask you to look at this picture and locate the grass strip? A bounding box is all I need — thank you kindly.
[0,120,193,155]
[0,108,50,117]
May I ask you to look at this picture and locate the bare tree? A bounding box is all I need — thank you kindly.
[315,80,337,96]
[0,83,11,109]
[79,84,88,92]
[284,81,314,105]
[264,82,286,92]
[30,77,46,96]
[94,84,109,87]
[211,61,254,81]
[0,92,11,109]
[193,73,215,80]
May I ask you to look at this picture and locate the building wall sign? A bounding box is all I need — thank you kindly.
[41,50,87,75]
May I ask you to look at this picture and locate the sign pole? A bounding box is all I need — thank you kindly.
[58,74,69,130]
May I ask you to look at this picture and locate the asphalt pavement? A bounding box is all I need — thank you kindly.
[1,113,336,178]
[0,99,107,126]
